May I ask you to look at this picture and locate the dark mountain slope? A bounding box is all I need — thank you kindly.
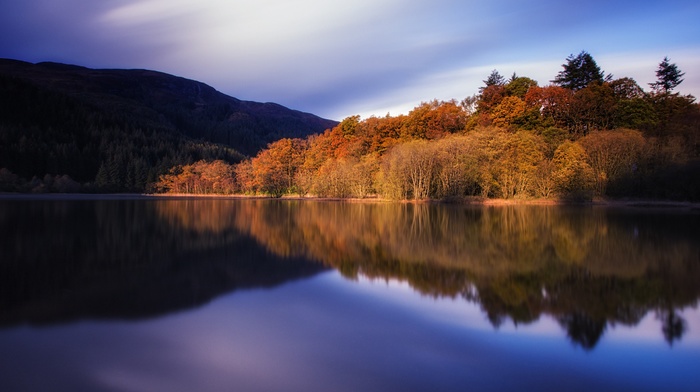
[0,59,337,191]
[0,59,337,155]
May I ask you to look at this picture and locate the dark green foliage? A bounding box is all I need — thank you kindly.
[0,59,336,192]
[552,51,605,91]
[505,76,537,98]
[0,73,243,192]
[481,70,505,91]
[613,98,658,130]
[484,69,505,86]
[649,56,685,94]
[635,159,700,201]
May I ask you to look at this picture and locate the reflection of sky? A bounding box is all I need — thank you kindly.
[361,275,700,345]
[1,271,699,392]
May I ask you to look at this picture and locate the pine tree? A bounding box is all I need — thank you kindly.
[552,51,605,91]
[480,70,505,93]
[649,56,685,94]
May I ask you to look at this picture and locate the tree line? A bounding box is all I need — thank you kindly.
[154,52,699,201]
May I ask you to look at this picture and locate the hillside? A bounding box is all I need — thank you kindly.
[0,59,337,191]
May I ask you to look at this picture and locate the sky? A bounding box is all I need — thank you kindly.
[1,0,699,120]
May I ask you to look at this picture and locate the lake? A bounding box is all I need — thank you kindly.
[1,196,699,392]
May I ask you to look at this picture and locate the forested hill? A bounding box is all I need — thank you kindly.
[0,59,337,191]
[0,59,337,154]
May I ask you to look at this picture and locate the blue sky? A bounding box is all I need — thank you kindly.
[1,0,699,120]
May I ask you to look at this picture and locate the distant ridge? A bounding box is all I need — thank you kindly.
[0,59,338,191]
[0,59,338,155]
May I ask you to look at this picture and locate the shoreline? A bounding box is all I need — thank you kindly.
[1,192,699,209]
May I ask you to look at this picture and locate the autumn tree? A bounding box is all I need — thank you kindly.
[378,140,437,200]
[491,131,546,198]
[402,140,437,200]
[361,114,403,154]
[579,129,646,196]
[401,100,467,140]
[467,128,509,198]
[477,84,507,117]
[312,158,352,198]
[155,160,236,194]
[199,160,236,193]
[244,138,306,197]
[234,160,256,194]
[525,85,573,131]
[348,154,379,198]
[491,96,527,129]
[433,136,481,198]
[568,82,617,136]
[532,159,556,198]
[376,150,408,200]
[538,127,569,158]
[477,72,540,130]
[551,141,594,198]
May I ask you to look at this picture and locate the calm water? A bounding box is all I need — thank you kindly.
[1,196,699,392]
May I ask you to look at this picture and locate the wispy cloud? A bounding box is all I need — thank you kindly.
[1,0,699,119]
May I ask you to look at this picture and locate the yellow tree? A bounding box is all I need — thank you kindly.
[377,140,437,200]
[467,127,508,198]
[347,154,379,198]
[492,131,546,198]
[552,141,595,198]
[433,136,481,198]
[402,140,438,199]
[313,158,351,198]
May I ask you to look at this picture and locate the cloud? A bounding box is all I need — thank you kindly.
[1,0,699,119]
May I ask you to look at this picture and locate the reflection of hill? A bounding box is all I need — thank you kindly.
[3,198,698,348]
[230,200,700,348]
[0,199,326,326]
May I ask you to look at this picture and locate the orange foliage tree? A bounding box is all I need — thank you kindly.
[155,160,236,194]
[491,96,527,129]
[246,138,307,197]
[401,100,467,140]
[218,57,699,201]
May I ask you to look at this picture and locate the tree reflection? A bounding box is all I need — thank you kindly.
[558,312,606,350]
[229,200,700,348]
[658,308,687,346]
[2,198,698,348]
[0,198,326,326]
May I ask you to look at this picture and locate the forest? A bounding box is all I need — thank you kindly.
[155,52,700,201]
[0,59,334,193]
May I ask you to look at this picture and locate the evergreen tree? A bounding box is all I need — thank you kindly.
[649,56,685,94]
[480,70,505,93]
[552,51,605,91]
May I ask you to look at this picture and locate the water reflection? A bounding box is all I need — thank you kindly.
[226,200,700,349]
[1,197,699,350]
[0,198,326,326]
